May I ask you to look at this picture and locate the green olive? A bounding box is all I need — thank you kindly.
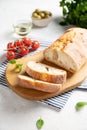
[32,12,38,18]
[44,11,49,15]
[36,15,42,19]
[49,12,52,16]
[45,15,50,18]
[39,12,45,18]
[44,11,52,16]
[35,8,41,14]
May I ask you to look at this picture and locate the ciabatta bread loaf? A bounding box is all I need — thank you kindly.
[26,61,67,84]
[18,75,61,93]
[44,28,87,73]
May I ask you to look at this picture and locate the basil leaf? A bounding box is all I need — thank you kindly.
[16,64,23,72]
[9,59,16,64]
[16,64,22,67]
[75,102,87,111]
[18,65,22,72]
[36,118,44,129]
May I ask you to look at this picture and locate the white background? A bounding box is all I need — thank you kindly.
[0,0,87,130]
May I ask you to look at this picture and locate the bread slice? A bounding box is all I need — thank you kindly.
[18,75,61,93]
[26,61,67,84]
[44,28,87,73]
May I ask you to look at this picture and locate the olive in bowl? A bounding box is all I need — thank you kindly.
[32,9,52,27]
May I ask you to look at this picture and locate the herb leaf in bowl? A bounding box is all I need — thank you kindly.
[60,0,87,28]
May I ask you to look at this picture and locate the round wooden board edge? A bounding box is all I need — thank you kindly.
[5,50,87,100]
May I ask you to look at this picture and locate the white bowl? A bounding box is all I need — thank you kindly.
[32,12,52,27]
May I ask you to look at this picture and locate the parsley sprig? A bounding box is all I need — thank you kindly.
[60,0,87,28]
[9,59,23,72]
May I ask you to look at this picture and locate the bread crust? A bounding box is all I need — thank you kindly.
[26,61,67,84]
[44,28,87,73]
[18,75,61,93]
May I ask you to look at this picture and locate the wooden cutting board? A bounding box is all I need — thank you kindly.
[5,50,87,100]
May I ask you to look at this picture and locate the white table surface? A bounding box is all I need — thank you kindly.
[0,0,87,130]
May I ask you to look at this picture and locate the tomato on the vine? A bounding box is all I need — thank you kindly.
[14,40,23,47]
[18,47,29,56]
[6,37,40,60]
[6,51,16,60]
[22,37,32,47]
[7,42,15,51]
[31,41,40,50]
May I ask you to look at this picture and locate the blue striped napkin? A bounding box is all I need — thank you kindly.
[0,39,86,110]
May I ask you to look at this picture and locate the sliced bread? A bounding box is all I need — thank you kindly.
[44,28,87,73]
[18,75,61,93]
[26,61,67,84]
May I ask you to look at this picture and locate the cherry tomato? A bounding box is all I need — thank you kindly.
[14,40,23,47]
[31,41,40,50]
[7,42,15,51]
[18,47,29,56]
[22,37,32,47]
[6,51,16,60]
